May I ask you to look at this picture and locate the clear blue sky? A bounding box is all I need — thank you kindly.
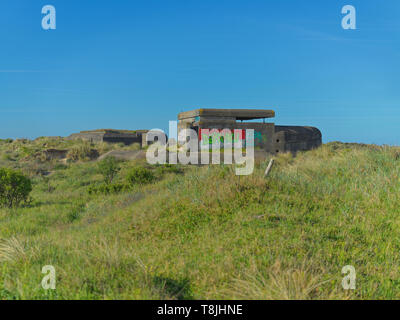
[0,0,398,144]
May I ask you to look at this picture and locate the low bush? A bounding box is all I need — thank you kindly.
[54,163,68,170]
[66,203,85,222]
[0,138,13,144]
[88,183,130,195]
[126,167,155,186]
[0,168,32,208]
[97,157,120,184]
[1,153,14,161]
[155,164,183,176]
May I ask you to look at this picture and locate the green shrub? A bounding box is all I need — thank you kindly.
[126,167,155,186]
[88,183,130,195]
[54,163,68,170]
[97,157,120,184]
[67,209,81,222]
[1,153,14,161]
[66,204,85,222]
[0,168,32,208]
[0,138,13,144]
[155,164,183,176]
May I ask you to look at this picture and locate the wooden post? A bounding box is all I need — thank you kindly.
[264,159,274,177]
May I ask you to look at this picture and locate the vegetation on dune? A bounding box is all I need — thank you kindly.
[126,167,155,186]
[97,157,121,185]
[0,138,399,299]
[0,168,32,208]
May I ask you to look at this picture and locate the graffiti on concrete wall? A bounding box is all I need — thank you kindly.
[199,129,245,149]
[254,131,263,144]
[198,129,265,149]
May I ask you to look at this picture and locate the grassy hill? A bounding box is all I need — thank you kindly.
[0,138,399,299]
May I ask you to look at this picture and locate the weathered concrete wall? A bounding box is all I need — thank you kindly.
[274,126,322,154]
[178,109,275,120]
[67,132,104,143]
[196,122,275,151]
[103,132,143,145]
[67,130,148,146]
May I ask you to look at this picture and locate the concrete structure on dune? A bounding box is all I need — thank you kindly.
[67,129,149,146]
[66,109,321,155]
[177,108,322,154]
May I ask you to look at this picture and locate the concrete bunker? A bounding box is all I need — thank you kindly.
[67,129,149,146]
[178,108,322,154]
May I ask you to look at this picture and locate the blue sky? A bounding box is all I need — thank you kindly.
[0,0,398,144]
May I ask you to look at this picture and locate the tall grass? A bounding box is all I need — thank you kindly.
[0,142,399,299]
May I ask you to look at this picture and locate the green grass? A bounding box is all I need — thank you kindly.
[0,139,399,299]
